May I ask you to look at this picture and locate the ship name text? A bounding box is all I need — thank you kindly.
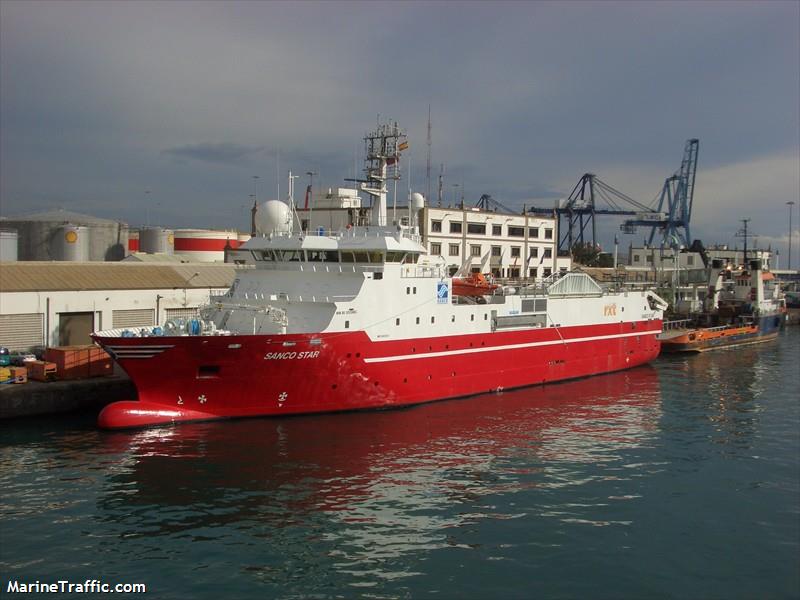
[264,351,321,361]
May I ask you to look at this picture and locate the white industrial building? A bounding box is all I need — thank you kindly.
[0,262,239,352]
[292,189,570,279]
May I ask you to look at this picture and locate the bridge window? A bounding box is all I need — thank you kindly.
[353,251,369,262]
[341,251,355,263]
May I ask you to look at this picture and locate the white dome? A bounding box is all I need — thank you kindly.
[409,192,425,211]
[255,200,291,235]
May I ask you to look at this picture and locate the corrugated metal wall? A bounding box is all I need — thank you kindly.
[0,313,44,351]
[112,309,154,329]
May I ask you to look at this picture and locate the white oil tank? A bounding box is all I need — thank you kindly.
[255,200,291,236]
[0,229,18,261]
[54,225,90,261]
[174,229,238,262]
[139,227,174,254]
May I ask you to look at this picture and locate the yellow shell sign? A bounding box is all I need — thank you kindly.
[167,234,174,245]
[64,230,78,244]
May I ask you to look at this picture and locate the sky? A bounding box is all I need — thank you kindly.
[1,0,798,262]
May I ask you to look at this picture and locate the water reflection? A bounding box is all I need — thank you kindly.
[658,339,779,452]
[89,367,661,582]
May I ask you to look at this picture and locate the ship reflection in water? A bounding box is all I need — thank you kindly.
[95,366,661,584]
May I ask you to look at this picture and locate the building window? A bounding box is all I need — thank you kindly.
[544,229,553,239]
[508,226,525,237]
[449,244,460,256]
[529,268,538,278]
[529,227,539,238]
[544,248,552,258]
[530,247,539,258]
[416,317,420,324]
[509,268,520,278]
[430,243,441,255]
[543,268,552,277]
[687,255,695,266]
[396,318,400,325]
[470,245,481,257]
[634,255,640,263]
[431,220,442,232]
[492,224,502,236]
[449,222,462,234]
[511,246,521,258]
[491,246,502,257]
[431,316,435,324]
[467,222,486,235]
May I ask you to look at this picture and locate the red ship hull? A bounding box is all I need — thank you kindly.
[94,319,662,429]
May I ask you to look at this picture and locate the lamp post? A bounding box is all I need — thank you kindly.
[788,201,795,270]
[252,175,260,204]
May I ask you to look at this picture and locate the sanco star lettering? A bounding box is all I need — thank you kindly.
[264,351,321,361]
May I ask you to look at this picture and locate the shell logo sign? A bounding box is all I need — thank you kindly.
[167,234,174,245]
[65,230,78,244]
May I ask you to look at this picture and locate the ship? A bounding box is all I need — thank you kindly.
[658,257,785,352]
[92,123,668,429]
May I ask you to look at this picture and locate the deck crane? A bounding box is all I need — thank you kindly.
[621,138,699,248]
[528,174,652,254]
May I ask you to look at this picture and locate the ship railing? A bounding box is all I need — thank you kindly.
[215,293,357,305]
[253,262,385,275]
[662,319,693,331]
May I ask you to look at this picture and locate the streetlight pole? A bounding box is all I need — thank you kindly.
[788,201,795,270]
[252,175,260,205]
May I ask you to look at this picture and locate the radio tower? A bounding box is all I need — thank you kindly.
[426,105,432,204]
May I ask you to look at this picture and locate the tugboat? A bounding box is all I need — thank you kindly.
[659,257,785,352]
[92,122,668,429]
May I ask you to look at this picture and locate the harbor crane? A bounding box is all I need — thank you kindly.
[621,138,699,248]
[528,174,650,254]
[529,139,700,253]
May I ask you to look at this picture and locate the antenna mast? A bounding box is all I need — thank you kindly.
[361,121,407,227]
[426,105,432,203]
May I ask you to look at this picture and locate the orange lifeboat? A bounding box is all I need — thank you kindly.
[451,272,499,297]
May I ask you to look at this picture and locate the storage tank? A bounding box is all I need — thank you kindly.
[139,227,174,254]
[2,210,128,261]
[174,229,238,262]
[53,225,90,261]
[128,229,140,253]
[0,229,18,261]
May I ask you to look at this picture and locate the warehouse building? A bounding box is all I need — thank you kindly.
[0,262,240,352]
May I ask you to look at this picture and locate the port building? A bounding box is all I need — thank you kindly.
[0,262,238,352]
[293,189,570,279]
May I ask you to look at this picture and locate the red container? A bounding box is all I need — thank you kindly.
[28,361,57,382]
[45,346,113,380]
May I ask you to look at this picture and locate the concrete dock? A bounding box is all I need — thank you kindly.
[0,375,137,420]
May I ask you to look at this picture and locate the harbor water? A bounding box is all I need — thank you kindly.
[1,328,798,599]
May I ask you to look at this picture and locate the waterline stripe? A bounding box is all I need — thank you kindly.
[363,330,658,364]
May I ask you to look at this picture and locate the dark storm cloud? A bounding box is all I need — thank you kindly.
[163,143,266,166]
[0,0,797,251]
